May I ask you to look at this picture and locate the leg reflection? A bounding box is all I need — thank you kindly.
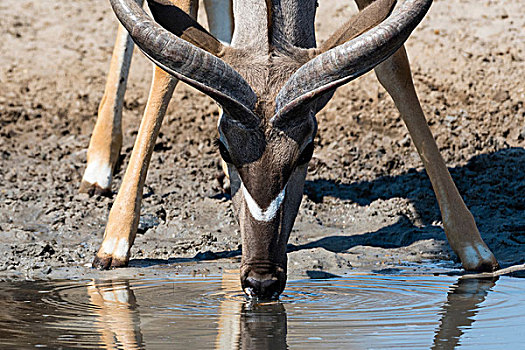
[432,277,497,349]
[87,280,144,350]
[216,271,242,350]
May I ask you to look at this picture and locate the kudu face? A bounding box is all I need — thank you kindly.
[218,107,317,299]
[109,0,432,299]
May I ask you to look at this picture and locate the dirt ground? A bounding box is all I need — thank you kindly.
[0,0,523,281]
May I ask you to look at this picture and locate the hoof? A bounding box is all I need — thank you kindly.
[79,181,112,197]
[92,255,128,270]
[81,160,114,196]
[216,171,231,195]
[459,244,499,272]
[465,258,500,273]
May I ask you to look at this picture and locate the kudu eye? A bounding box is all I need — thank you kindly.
[215,138,233,164]
[297,142,315,166]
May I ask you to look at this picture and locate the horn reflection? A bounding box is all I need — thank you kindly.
[432,277,497,349]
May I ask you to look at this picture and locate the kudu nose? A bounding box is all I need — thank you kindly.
[243,276,280,300]
[241,265,286,300]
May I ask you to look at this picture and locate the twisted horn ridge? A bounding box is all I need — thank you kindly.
[109,0,259,124]
[273,0,432,122]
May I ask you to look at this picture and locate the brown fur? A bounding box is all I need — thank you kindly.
[92,0,498,299]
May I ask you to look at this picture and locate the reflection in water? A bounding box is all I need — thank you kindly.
[87,275,499,350]
[88,274,496,350]
[217,298,288,350]
[89,272,288,350]
[0,274,523,348]
[216,271,242,349]
[432,277,497,349]
[205,271,288,350]
[87,280,144,349]
[239,302,287,350]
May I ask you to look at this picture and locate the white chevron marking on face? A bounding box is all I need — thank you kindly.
[242,182,287,222]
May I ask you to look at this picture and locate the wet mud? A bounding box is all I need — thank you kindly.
[0,0,523,280]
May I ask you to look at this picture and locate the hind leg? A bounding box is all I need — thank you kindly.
[355,0,499,271]
[80,0,144,195]
[203,0,233,44]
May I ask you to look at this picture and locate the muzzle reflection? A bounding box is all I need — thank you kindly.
[216,299,288,350]
[216,270,288,349]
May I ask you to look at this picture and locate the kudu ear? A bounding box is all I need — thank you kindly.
[110,0,259,126]
[147,0,225,57]
[272,0,432,124]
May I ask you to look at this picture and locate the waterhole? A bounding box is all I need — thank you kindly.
[0,273,523,349]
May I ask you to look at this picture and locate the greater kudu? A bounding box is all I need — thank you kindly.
[91,0,499,299]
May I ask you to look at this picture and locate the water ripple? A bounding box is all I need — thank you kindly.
[0,274,523,349]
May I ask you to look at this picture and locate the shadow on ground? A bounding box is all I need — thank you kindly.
[131,148,524,268]
[303,147,524,266]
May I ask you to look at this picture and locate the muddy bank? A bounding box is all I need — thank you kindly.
[0,0,523,281]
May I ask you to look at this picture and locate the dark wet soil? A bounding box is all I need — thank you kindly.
[0,0,523,280]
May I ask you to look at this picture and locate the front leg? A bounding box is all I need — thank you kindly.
[371,47,498,271]
[355,0,498,272]
[93,66,177,268]
[92,0,230,268]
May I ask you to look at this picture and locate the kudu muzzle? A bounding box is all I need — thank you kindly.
[231,163,308,300]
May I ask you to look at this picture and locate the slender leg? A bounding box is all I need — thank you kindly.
[80,0,144,196]
[93,66,177,268]
[92,0,198,269]
[203,0,234,185]
[355,1,499,272]
[203,0,234,44]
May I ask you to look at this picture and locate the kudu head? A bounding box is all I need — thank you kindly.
[109,0,432,299]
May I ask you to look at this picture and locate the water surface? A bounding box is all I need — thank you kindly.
[0,273,524,349]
